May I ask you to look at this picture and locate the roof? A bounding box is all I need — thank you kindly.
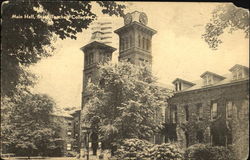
[114,21,157,35]
[171,64,249,93]
[229,64,249,72]
[80,41,116,53]
[183,73,249,92]
[172,78,195,86]
[200,71,226,79]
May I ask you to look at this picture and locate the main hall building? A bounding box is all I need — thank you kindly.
[80,11,249,159]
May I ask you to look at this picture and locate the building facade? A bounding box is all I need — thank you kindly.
[80,10,249,159]
[165,64,249,159]
[51,114,77,156]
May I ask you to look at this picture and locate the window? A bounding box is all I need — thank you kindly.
[196,103,203,121]
[179,82,182,91]
[184,105,189,121]
[85,54,89,65]
[146,39,149,50]
[67,131,72,136]
[211,102,218,120]
[142,37,145,49]
[227,131,232,145]
[175,83,178,91]
[196,131,204,143]
[67,144,72,151]
[204,75,213,85]
[125,37,129,49]
[89,53,94,64]
[233,72,237,80]
[87,75,92,83]
[185,132,189,147]
[170,105,177,123]
[232,68,245,80]
[238,70,243,79]
[130,35,133,48]
[121,38,124,51]
[138,35,141,48]
[226,101,233,119]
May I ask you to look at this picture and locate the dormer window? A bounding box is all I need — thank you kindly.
[229,64,249,81]
[232,68,244,80]
[172,78,195,92]
[204,75,213,86]
[200,71,225,86]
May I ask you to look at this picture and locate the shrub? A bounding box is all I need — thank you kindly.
[115,138,153,160]
[115,138,183,160]
[184,144,236,160]
[146,143,183,160]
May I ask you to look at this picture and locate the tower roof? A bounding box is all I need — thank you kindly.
[80,41,116,53]
[114,21,157,35]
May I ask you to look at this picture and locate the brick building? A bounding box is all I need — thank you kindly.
[165,64,249,159]
[51,113,77,156]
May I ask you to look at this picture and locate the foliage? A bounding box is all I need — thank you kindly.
[115,138,183,160]
[115,138,153,159]
[184,144,236,160]
[1,1,125,96]
[147,143,183,160]
[1,92,62,156]
[82,62,173,151]
[202,4,249,49]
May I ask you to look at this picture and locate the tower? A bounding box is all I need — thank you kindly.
[114,11,157,66]
[80,40,116,109]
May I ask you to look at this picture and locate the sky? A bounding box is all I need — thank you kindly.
[30,2,249,109]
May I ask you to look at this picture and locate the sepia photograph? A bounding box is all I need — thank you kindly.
[1,1,249,160]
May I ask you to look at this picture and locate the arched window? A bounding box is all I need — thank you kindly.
[89,53,94,64]
[142,37,145,49]
[130,35,133,48]
[146,39,149,50]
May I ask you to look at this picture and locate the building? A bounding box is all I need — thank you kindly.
[114,11,156,66]
[165,64,249,159]
[50,114,76,156]
[80,10,249,159]
[79,11,158,155]
[70,110,81,152]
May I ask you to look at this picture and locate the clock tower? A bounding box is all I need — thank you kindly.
[114,11,157,66]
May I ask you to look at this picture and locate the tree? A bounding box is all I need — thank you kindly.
[82,62,173,154]
[202,3,249,49]
[1,92,63,156]
[1,1,125,96]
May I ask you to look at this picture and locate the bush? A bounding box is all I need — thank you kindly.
[184,144,236,160]
[115,138,183,160]
[115,138,153,160]
[147,143,183,160]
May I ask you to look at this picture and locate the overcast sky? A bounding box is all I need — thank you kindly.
[30,2,249,109]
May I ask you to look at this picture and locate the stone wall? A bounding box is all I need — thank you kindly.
[166,80,249,157]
